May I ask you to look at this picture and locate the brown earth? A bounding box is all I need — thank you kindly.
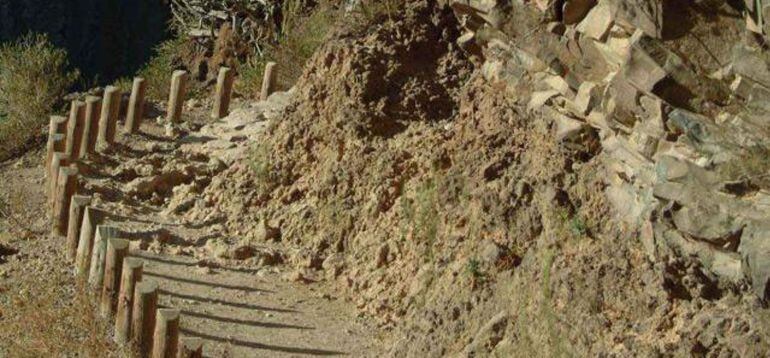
[2,0,770,357]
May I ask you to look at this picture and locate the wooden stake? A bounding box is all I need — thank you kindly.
[45,135,66,199]
[49,114,69,136]
[260,62,277,101]
[178,337,203,358]
[211,67,235,119]
[51,165,78,238]
[101,238,129,317]
[88,225,119,288]
[167,71,189,123]
[46,116,68,171]
[81,96,102,158]
[65,101,86,160]
[75,207,103,276]
[152,308,181,358]
[48,152,69,211]
[115,258,143,344]
[66,195,91,261]
[98,86,121,151]
[125,77,147,134]
[132,281,159,356]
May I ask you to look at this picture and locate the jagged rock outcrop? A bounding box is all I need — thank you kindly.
[453,0,770,301]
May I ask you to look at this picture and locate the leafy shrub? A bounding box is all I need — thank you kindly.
[0,33,79,161]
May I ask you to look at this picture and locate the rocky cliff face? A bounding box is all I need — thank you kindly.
[0,0,170,83]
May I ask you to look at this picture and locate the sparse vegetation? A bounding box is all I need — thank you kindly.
[466,258,485,286]
[136,37,188,101]
[237,0,338,97]
[0,271,135,357]
[0,33,79,161]
[413,177,440,245]
[355,0,406,27]
[249,140,284,195]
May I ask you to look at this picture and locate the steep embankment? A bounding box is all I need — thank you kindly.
[166,0,770,356]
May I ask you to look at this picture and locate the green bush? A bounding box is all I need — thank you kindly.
[0,33,79,161]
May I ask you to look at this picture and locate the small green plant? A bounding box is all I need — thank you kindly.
[466,258,485,287]
[0,33,79,161]
[112,77,134,94]
[570,215,588,237]
[248,141,283,196]
[558,209,588,238]
[414,178,439,244]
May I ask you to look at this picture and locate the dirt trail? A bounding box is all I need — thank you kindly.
[135,251,379,357]
[0,91,385,357]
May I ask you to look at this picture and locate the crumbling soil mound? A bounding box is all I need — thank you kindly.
[157,0,770,356]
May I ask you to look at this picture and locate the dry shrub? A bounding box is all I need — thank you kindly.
[0,33,79,161]
[137,37,188,101]
[236,0,338,97]
[0,272,135,357]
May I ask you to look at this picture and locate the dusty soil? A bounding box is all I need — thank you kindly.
[2,1,770,357]
[0,96,386,357]
[177,1,770,356]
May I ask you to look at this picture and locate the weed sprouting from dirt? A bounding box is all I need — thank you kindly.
[249,141,281,194]
[466,258,486,287]
[0,33,79,161]
[558,208,589,239]
[414,178,439,245]
[509,247,577,357]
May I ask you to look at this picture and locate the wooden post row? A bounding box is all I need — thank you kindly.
[260,62,277,101]
[152,308,180,358]
[133,281,159,356]
[101,238,129,317]
[212,67,235,119]
[66,195,91,261]
[125,77,147,134]
[167,71,189,123]
[75,207,103,276]
[51,166,78,237]
[81,96,102,158]
[98,86,121,151]
[88,225,119,288]
[65,101,86,160]
[46,116,68,172]
[48,152,68,210]
[115,258,143,343]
